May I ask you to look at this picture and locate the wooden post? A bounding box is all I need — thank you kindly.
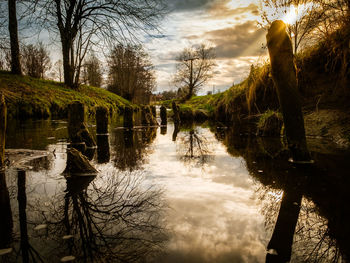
[172,101,180,125]
[141,106,150,126]
[68,101,96,148]
[160,106,167,125]
[151,105,157,118]
[266,20,311,162]
[0,94,6,168]
[96,106,108,135]
[124,106,134,128]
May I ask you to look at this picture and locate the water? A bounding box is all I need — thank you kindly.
[1,119,350,262]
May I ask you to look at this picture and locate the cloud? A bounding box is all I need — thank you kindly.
[166,0,214,12]
[207,3,259,18]
[187,21,266,59]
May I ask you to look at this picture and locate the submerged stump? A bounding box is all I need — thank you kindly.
[160,106,167,125]
[96,106,109,135]
[68,101,96,148]
[64,148,97,175]
[0,94,6,168]
[266,20,311,162]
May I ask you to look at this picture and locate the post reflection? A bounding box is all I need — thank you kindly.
[96,135,110,163]
[112,127,157,171]
[0,171,13,252]
[218,127,350,262]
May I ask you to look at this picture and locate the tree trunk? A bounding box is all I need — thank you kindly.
[266,20,311,162]
[0,94,6,168]
[8,0,22,75]
[62,39,74,87]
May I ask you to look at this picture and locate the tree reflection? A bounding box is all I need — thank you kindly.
[176,126,213,166]
[43,170,167,262]
[0,171,13,251]
[218,127,350,262]
[112,127,157,171]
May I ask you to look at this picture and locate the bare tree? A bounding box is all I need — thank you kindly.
[49,59,63,82]
[259,0,325,53]
[107,44,156,104]
[173,44,216,100]
[30,0,167,88]
[8,0,22,75]
[81,53,102,87]
[21,42,51,78]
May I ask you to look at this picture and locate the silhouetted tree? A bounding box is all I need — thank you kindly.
[81,53,102,87]
[31,0,166,88]
[173,44,216,100]
[107,44,156,104]
[259,0,325,53]
[8,0,21,75]
[22,42,51,78]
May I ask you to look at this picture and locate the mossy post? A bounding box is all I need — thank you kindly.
[96,106,109,135]
[124,106,134,128]
[141,106,150,126]
[0,94,6,168]
[68,101,96,148]
[172,101,180,125]
[151,105,157,118]
[266,20,311,162]
[160,106,167,125]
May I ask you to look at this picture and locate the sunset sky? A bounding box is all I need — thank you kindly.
[146,0,267,94]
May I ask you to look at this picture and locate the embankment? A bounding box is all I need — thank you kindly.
[0,71,133,119]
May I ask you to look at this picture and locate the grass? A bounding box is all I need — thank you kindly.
[0,71,134,119]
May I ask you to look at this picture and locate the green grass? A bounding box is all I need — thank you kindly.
[0,71,133,119]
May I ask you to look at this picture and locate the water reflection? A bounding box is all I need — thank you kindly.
[0,171,13,251]
[111,127,157,171]
[3,120,350,263]
[96,135,110,163]
[177,127,213,166]
[217,127,350,262]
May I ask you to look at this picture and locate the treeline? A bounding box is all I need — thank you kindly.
[0,0,167,104]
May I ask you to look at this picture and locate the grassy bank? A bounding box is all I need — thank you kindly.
[0,71,133,119]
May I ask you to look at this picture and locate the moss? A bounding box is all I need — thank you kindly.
[257,110,283,137]
[0,71,133,119]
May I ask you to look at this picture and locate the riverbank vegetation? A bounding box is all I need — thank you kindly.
[0,71,133,119]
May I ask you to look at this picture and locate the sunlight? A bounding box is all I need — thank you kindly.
[281,3,315,25]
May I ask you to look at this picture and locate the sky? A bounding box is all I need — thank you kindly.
[145,0,268,94]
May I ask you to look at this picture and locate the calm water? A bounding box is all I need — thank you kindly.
[1,118,350,262]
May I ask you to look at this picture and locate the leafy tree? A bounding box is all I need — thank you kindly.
[21,42,51,78]
[81,53,102,87]
[173,44,216,100]
[107,44,156,104]
[31,0,167,88]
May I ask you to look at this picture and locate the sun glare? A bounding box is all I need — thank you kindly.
[281,3,315,25]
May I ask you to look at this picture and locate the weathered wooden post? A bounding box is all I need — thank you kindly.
[160,106,167,125]
[0,94,6,169]
[96,106,109,135]
[266,20,311,162]
[172,101,180,125]
[123,106,134,128]
[68,101,96,148]
[151,105,157,119]
[141,106,150,126]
